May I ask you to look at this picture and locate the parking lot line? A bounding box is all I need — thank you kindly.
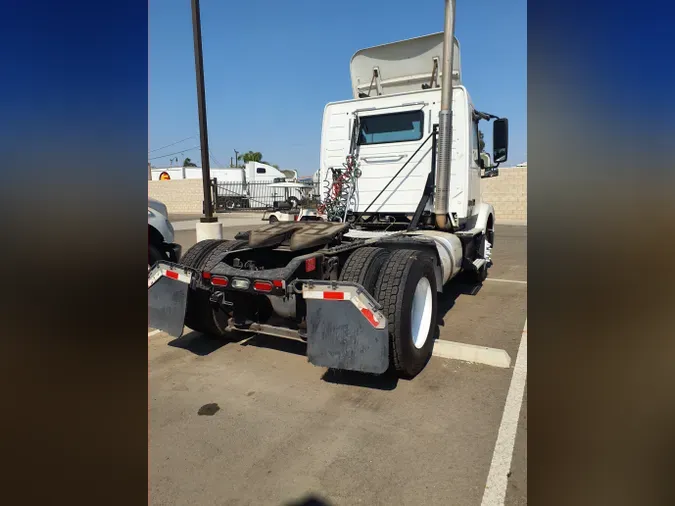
[485,278,527,285]
[148,329,161,337]
[432,340,512,368]
[480,320,527,506]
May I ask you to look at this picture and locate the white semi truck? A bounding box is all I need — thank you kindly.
[150,161,293,183]
[152,161,304,210]
[148,0,508,378]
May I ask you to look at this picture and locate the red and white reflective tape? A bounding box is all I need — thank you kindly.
[148,264,193,288]
[302,284,386,330]
[303,289,352,301]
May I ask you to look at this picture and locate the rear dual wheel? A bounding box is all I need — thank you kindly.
[179,239,247,338]
[375,249,437,378]
[340,247,437,378]
[339,246,391,293]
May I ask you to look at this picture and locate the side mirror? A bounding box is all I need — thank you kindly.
[493,118,509,164]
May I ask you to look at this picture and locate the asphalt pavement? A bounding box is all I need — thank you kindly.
[150,224,527,506]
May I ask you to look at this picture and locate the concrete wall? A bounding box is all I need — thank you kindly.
[481,166,527,224]
[148,167,528,223]
[148,179,204,214]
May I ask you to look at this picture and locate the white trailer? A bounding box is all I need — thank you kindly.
[149,0,509,379]
[150,161,290,183]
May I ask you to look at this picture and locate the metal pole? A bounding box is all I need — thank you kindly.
[190,0,215,222]
[234,149,239,167]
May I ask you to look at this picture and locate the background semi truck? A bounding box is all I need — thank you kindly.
[151,161,309,211]
[150,161,294,183]
[148,0,508,379]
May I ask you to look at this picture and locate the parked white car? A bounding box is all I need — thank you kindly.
[148,198,181,269]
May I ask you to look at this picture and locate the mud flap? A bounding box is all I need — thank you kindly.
[304,282,389,374]
[148,263,193,338]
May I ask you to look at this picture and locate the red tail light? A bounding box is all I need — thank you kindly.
[253,280,273,292]
[165,270,179,279]
[272,280,284,288]
[305,257,316,272]
[211,276,228,287]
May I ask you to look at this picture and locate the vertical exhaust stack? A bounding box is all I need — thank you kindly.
[434,0,456,230]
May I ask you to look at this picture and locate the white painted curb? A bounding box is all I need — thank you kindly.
[432,340,512,368]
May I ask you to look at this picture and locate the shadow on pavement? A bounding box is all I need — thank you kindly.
[321,368,399,390]
[241,334,399,390]
[240,333,307,356]
[437,273,483,326]
[168,331,236,356]
[284,494,334,506]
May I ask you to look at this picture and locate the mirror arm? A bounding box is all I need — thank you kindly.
[473,110,501,122]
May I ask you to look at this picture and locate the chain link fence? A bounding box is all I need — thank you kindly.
[213,179,322,212]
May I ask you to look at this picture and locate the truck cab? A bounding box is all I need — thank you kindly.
[319,32,505,229]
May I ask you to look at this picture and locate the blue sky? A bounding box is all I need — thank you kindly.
[149,0,526,175]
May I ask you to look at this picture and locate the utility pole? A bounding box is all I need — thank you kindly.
[234,149,239,167]
[190,0,222,239]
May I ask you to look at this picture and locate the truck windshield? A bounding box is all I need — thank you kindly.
[357,110,424,145]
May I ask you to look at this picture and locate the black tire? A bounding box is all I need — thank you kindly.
[224,199,236,210]
[179,239,222,269]
[374,249,438,378]
[269,215,279,223]
[183,240,247,338]
[148,243,164,270]
[486,223,495,249]
[178,239,225,333]
[339,247,391,295]
[200,239,247,274]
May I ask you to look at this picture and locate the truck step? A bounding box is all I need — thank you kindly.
[455,228,482,237]
[472,258,487,271]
